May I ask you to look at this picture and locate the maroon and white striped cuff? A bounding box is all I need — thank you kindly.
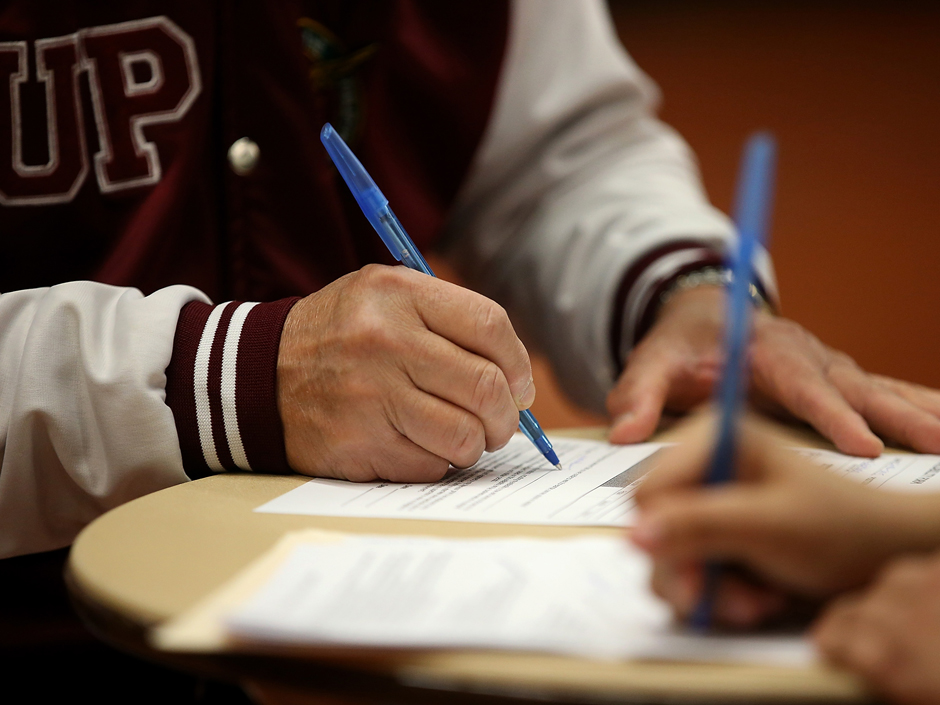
[165,298,300,479]
[609,241,727,372]
[610,240,775,372]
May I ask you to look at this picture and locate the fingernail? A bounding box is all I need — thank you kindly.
[632,514,664,550]
[613,412,634,429]
[610,414,636,441]
[517,377,536,408]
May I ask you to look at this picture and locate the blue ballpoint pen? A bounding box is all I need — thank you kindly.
[688,132,776,631]
[320,123,562,471]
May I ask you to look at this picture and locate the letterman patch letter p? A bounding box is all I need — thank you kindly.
[81,17,201,192]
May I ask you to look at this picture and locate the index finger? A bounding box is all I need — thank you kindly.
[407,272,534,408]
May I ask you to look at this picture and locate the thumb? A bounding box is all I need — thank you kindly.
[608,351,676,444]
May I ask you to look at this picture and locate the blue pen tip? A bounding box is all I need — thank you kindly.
[546,449,561,469]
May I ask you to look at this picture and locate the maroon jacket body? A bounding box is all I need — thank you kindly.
[0,1,508,301]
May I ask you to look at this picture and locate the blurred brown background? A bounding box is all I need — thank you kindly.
[510,0,940,430]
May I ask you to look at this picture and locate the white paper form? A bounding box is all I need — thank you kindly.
[256,436,665,527]
[225,535,814,666]
[797,449,940,492]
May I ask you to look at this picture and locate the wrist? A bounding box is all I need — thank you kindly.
[653,280,725,329]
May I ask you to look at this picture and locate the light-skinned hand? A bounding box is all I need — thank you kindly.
[277,264,534,482]
[815,552,940,705]
[630,412,940,628]
[607,286,940,457]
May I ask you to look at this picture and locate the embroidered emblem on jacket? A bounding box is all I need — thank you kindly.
[297,18,377,146]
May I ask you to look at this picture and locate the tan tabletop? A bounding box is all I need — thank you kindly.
[67,427,870,704]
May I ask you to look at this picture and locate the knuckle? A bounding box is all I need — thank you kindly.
[826,355,862,385]
[357,263,413,297]
[406,326,436,364]
[358,262,392,284]
[447,415,485,468]
[355,263,384,289]
[468,364,517,451]
[748,338,776,371]
[473,299,511,342]
[471,361,508,413]
[348,306,400,352]
[772,318,814,347]
[487,412,518,451]
[419,457,452,482]
[790,383,826,418]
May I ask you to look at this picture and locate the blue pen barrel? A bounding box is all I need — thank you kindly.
[378,208,435,276]
[689,131,777,632]
[733,132,777,244]
[689,564,722,631]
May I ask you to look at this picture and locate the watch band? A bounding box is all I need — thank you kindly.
[658,265,772,314]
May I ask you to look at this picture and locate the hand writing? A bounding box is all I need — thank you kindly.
[277,265,533,482]
[631,412,940,628]
[815,552,940,705]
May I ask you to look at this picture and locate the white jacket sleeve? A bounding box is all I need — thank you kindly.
[444,0,776,413]
[0,282,209,558]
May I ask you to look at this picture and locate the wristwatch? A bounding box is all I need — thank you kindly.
[658,266,772,314]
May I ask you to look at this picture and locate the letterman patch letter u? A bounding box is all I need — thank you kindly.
[0,16,201,206]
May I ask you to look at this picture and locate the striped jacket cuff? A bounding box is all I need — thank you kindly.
[609,241,726,373]
[165,298,300,479]
[609,241,775,373]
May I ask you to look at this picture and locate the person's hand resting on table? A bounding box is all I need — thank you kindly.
[607,286,940,456]
[630,411,940,628]
[277,264,534,483]
[815,552,940,705]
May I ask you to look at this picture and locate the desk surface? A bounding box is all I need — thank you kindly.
[68,427,868,704]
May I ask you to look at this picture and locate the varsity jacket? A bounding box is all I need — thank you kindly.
[0,0,771,557]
